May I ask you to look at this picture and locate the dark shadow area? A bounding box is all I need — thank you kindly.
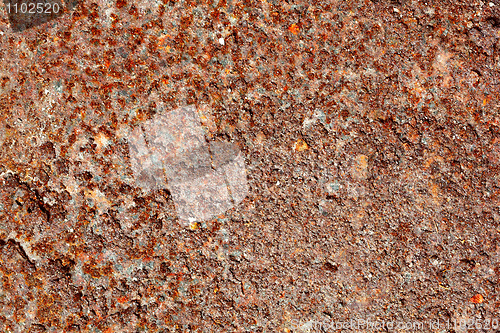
[5,0,80,32]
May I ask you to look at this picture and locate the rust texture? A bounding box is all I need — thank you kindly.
[0,0,499,331]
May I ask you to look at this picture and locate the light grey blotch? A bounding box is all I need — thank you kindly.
[128,105,248,224]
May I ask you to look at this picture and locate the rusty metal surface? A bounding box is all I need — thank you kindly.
[0,0,499,332]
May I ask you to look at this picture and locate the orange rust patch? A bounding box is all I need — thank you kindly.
[117,296,128,304]
[470,294,484,304]
[289,23,299,35]
[294,139,308,152]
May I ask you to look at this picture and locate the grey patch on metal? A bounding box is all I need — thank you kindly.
[128,105,248,223]
[223,153,248,205]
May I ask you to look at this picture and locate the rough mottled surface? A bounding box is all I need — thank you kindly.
[0,0,499,331]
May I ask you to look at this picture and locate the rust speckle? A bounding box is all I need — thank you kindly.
[288,23,299,35]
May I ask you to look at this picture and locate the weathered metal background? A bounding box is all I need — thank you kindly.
[0,0,499,331]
